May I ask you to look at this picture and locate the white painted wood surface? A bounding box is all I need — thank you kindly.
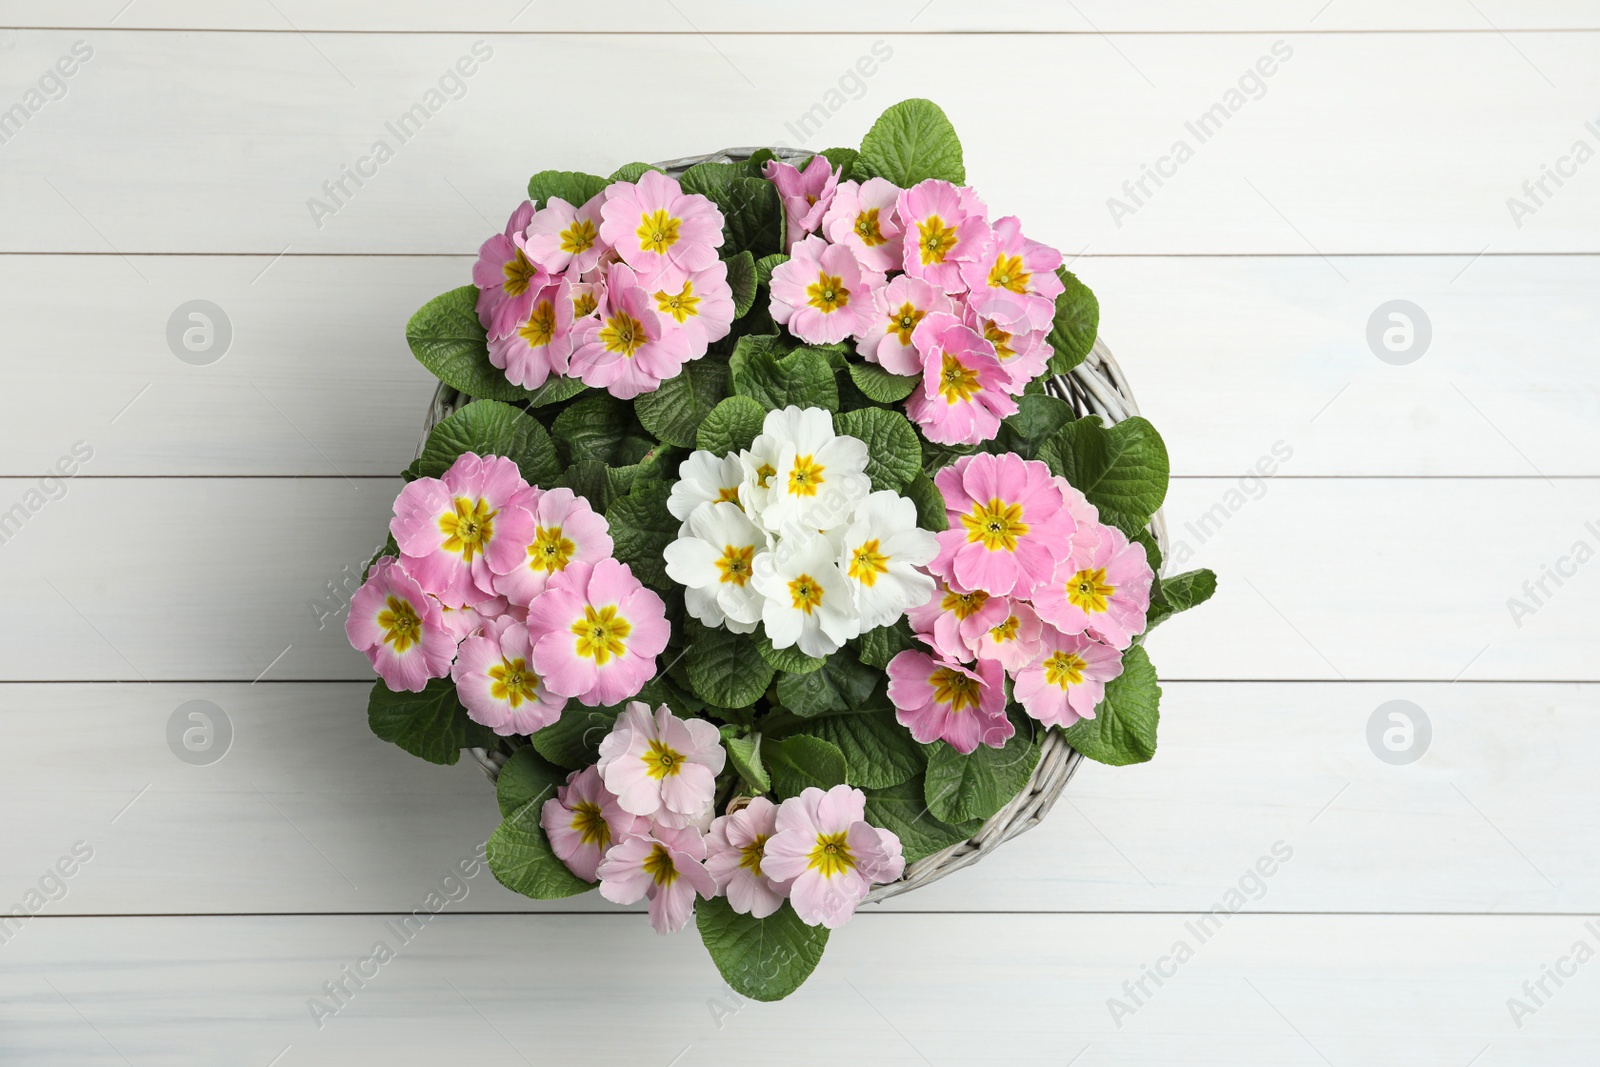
[0,12,1596,1065]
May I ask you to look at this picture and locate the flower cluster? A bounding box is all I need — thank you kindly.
[474,171,733,399]
[664,406,939,657]
[887,452,1155,753]
[541,702,904,933]
[764,156,1066,446]
[346,452,669,728]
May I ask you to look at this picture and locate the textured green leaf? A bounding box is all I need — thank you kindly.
[697,899,829,1002]
[847,361,919,403]
[698,395,770,456]
[756,633,825,675]
[635,359,731,448]
[725,250,758,319]
[553,460,615,514]
[774,651,881,718]
[993,393,1074,461]
[366,678,493,766]
[855,98,965,187]
[754,253,789,288]
[487,797,594,900]
[522,375,590,408]
[920,439,977,477]
[731,342,838,413]
[863,775,982,864]
[406,286,525,402]
[526,170,608,210]
[833,407,921,492]
[550,392,642,467]
[684,624,774,709]
[923,723,1040,824]
[527,705,619,769]
[903,471,948,532]
[679,161,783,258]
[857,619,917,669]
[495,745,569,818]
[604,481,677,589]
[1038,415,1170,537]
[725,734,772,794]
[817,147,861,180]
[418,399,561,485]
[1046,268,1100,376]
[609,161,662,183]
[806,708,924,790]
[1063,644,1162,766]
[1147,568,1218,630]
[764,734,847,798]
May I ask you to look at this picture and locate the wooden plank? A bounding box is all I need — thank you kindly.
[3,252,1594,478]
[0,476,1591,682]
[1,681,1592,915]
[2,0,1596,32]
[1,913,1593,1064]
[1,31,1595,255]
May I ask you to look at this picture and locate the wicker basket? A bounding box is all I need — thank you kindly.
[418,149,1167,904]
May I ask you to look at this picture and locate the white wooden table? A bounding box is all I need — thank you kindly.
[2,4,1596,1063]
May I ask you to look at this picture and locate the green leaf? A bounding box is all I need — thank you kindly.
[775,651,881,718]
[1063,645,1162,766]
[522,375,590,408]
[679,161,783,258]
[553,460,615,514]
[756,633,825,675]
[764,734,847,798]
[1046,268,1100,376]
[743,148,777,177]
[725,734,772,794]
[1038,415,1170,537]
[903,471,948,532]
[855,98,965,187]
[684,624,774,708]
[609,161,662,183]
[725,250,758,319]
[526,170,608,210]
[418,399,562,485]
[731,341,838,412]
[924,724,1041,824]
[993,393,1074,461]
[697,898,829,1002]
[833,407,921,492]
[847,361,919,404]
[405,286,518,402]
[605,481,677,589]
[487,797,594,900]
[921,439,977,477]
[550,392,640,467]
[817,147,860,180]
[634,359,731,449]
[806,707,924,790]
[754,253,789,288]
[863,775,982,864]
[1147,568,1218,629]
[366,678,493,766]
[857,619,916,669]
[528,705,619,769]
[495,745,569,818]
[698,395,769,456]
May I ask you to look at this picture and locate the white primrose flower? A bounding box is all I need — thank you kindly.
[668,450,746,524]
[663,501,766,633]
[751,529,860,657]
[742,406,869,535]
[838,490,940,630]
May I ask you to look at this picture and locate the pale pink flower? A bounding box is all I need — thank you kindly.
[639,257,734,354]
[1031,523,1155,650]
[1013,627,1125,729]
[896,179,991,293]
[929,452,1074,598]
[451,614,566,735]
[905,313,1020,445]
[596,824,718,934]
[541,765,643,883]
[486,277,575,390]
[761,786,904,929]
[705,796,792,919]
[472,200,547,340]
[1056,477,1104,559]
[599,170,724,285]
[346,556,457,692]
[963,300,1050,391]
[886,648,1012,754]
[391,453,536,608]
[526,560,669,706]
[822,177,903,272]
[769,235,880,345]
[433,595,505,642]
[906,579,995,663]
[856,275,954,376]
[764,155,840,251]
[493,487,614,608]
[969,596,1045,673]
[959,216,1065,334]
[569,263,694,399]
[523,192,608,275]
[596,701,727,820]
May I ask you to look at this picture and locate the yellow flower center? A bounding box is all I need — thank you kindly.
[572,291,598,318]
[376,595,421,652]
[518,298,557,350]
[715,486,741,504]
[487,656,539,709]
[806,830,855,878]
[788,574,824,615]
[990,615,1022,644]
[569,801,611,850]
[887,301,926,347]
[848,539,890,586]
[982,319,1015,359]
[716,544,755,586]
[438,497,497,562]
[853,207,887,247]
[940,588,990,620]
[570,604,631,664]
[755,463,776,489]
[739,834,769,877]
[806,272,850,314]
[642,738,688,780]
[600,311,646,358]
[936,352,983,404]
[526,525,576,574]
[786,454,826,497]
[1066,567,1115,614]
[642,842,679,886]
[559,218,597,256]
[987,253,1030,294]
[1044,650,1087,689]
[961,497,1029,552]
[930,666,981,713]
[636,209,681,255]
[917,215,959,265]
[502,248,538,296]
[653,280,701,323]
